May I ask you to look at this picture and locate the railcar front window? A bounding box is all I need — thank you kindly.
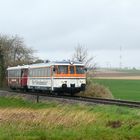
[58,66,68,74]
[76,66,84,74]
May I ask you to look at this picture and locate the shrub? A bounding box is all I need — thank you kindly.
[81,79,113,99]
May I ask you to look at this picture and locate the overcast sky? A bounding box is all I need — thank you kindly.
[0,0,140,68]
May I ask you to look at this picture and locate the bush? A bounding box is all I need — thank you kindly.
[81,79,113,99]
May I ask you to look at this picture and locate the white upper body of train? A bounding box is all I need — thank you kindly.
[7,61,87,94]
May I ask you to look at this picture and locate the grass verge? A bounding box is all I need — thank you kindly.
[0,97,139,140]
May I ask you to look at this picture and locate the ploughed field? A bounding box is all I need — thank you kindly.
[94,69,140,79]
[0,94,139,140]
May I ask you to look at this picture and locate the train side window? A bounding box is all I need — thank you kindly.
[42,68,45,76]
[40,68,42,77]
[34,69,36,77]
[46,67,48,76]
[8,70,13,77]
[36,69,38,76]
[38,68,40,77]
[48,68,51,76]
[8,70,11,77]
[35,69,38,76]
[38,68,40,76]
[44,68,46,76]
[41,68,43,77]
[46,68,48,76]
[15,70,17,77]
[31,69,33,77]
[12,70,15,77]
[13,70,16,77]
[32,69,35,77]
[40,68,42,76]
[12,70,14,77]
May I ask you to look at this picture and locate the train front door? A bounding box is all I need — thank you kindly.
[69,65,75,84]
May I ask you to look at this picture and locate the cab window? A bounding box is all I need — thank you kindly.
[76,66,84,74]
[58,66,68,74]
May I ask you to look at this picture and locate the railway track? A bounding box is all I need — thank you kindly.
[43,95,140,108]
[64,95,140,108]
[3,90,140,108]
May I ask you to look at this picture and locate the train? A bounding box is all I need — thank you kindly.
[7,61,87,95]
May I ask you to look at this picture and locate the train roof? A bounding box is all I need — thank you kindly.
[7,61,84,70]
[55,61,84,65]
[7,65,29,70]
[29,61,84,68]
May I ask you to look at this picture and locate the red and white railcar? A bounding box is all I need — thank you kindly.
[7,61,86,94]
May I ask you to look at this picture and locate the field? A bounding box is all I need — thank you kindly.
[93,79,140,101]
[0,96,140,140]
[92,68,140,101]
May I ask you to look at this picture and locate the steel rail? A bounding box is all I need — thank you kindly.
[51,95,140,108]
[6,89,140,108]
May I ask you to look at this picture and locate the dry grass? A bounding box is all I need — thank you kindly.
[0,108,96,128]
[81,79,113,99]
[0,98,139,140]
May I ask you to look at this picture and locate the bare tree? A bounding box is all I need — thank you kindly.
[9,35,36,66]
[72,44,96,69]
[0,35,36,67]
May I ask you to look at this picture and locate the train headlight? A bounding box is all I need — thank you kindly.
[61,81,67,84]
[62,84,67,89]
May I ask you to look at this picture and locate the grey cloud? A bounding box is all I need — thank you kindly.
[0,0,140,67]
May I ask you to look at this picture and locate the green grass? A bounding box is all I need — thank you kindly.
[93,79,140,101]
[0,96,58,109]
[0,97,139,140]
